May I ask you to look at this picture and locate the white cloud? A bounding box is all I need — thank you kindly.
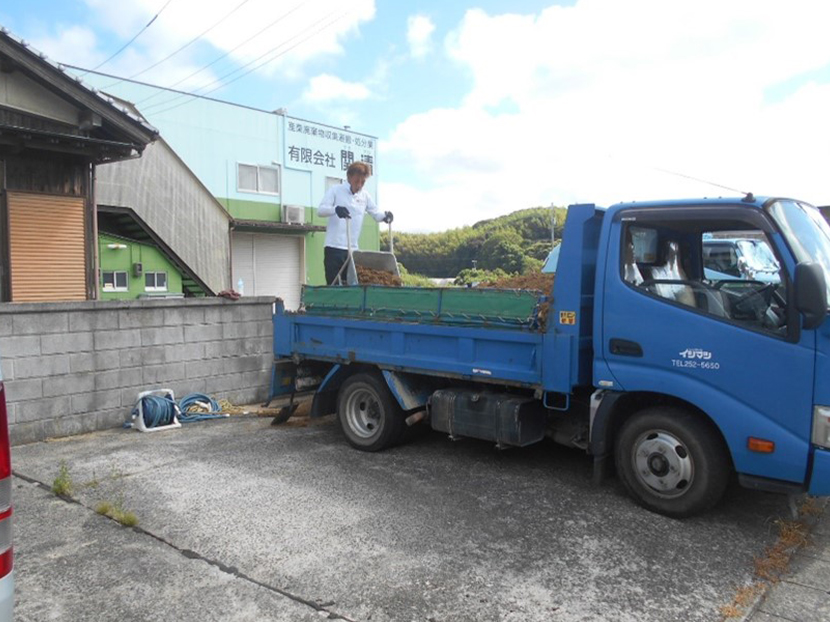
[383,0,830,233]
[35,0,376,85]
[30,25,101,70]
[407,15,435,58]
[303,74,371,103]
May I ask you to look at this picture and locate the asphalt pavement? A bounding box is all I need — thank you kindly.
[9,413,828,621]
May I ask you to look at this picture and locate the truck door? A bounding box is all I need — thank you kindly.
[599,207,815,485]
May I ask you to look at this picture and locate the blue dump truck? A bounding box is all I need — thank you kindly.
[271,195,830,517]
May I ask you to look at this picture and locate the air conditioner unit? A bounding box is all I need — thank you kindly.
[133,262,143,276]
[282,204,305,225]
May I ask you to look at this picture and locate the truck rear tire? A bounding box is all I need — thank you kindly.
[337,372,405,452]
[615,407,730,518]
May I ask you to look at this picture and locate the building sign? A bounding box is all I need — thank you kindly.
[285,118,377,174]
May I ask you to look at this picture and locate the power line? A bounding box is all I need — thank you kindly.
[146,11,350,116]
[82,0,175,75]
[124,0,252,85]
[158,11,349,113]
[133,0,307,107]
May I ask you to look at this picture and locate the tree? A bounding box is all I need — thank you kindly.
[479,230,525,273]
[389,205,567,278]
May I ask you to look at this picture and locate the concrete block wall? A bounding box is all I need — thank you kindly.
[0,298,274,445]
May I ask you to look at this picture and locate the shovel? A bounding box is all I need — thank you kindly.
[332,216,359,286]
[353,219,400,278]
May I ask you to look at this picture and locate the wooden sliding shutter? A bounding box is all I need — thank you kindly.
[8,192,87,301]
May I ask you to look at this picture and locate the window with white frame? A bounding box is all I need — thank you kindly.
[145,272,168,291]
[238,163,280,195]
[326,176,343,191]
[102,271,128,291]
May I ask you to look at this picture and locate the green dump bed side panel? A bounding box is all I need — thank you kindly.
[301,285,545,330]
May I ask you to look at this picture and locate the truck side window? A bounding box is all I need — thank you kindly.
[622,223,790,337]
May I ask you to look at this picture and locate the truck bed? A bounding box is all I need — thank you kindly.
[273,285,548,387]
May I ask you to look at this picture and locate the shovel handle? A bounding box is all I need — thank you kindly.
[346,216,352,258]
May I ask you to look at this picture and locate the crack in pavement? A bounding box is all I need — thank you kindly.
[13,471,357,622]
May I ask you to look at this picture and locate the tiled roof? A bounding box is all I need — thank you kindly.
[0,26,158,138]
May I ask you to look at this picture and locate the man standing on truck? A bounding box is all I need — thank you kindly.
[318,161,393,285]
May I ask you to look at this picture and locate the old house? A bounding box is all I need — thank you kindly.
[0,29,157,302]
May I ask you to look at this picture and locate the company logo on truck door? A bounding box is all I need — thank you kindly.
[672,348,720,370]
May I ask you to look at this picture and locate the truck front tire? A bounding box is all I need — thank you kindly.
[615,407,730,518]
[337,372,405,452]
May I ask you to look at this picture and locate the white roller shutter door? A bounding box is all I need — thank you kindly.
[231,232,303,309]
[231,233,254,296]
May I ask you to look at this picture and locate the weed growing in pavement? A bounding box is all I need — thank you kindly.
[798,496,823,517]
[93,462,138,527]
[754,518,810,582]
[719,496,825,620]
[94,500,138,527]
[51,461,73,497]
[50,460,138,526]
[79,470,100,490]
[719,583,765,619]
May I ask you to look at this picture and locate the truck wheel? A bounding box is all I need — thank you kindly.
[337,373,405,452]
[615,407,730,518]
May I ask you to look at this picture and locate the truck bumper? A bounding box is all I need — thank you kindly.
[808,448,830,496]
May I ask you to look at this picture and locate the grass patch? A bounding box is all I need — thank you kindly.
[95,500,138,527]
[51,461,73,497]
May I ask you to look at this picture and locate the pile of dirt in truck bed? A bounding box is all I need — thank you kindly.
[357,265,403,286]
[478,273,555,329]
[479,273,554,295]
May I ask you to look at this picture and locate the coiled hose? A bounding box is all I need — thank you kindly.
[131,392,228,429]
[177,393,225,422]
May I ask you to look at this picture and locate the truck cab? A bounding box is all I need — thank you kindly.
[592,196,830,515]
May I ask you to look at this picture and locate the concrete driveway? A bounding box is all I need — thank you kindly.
[10,413,798,621]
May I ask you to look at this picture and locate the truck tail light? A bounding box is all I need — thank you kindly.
[0,382,12,579]
[812,405,830,449]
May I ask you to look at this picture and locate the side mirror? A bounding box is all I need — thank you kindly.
[795,262,827,330]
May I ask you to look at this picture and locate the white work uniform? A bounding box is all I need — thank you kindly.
[317,182,385,250]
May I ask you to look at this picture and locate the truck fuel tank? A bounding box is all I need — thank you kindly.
[430,389,546,448]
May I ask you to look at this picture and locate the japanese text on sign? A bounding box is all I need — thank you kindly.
[286,119,376,172]
[287,121,374,148]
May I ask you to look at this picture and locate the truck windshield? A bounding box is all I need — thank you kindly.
[767,199,830,305]
[736,239,779,273]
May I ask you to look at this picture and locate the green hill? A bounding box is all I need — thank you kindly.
[384,206,567,278]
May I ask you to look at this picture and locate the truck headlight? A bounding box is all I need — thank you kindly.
[812,406,830,449]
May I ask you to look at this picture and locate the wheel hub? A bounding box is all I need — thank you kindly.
[647,453,670,477]
[633,431,694,498]
[344,388,382,439]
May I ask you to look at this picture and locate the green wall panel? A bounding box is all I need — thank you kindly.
[217,197,281,222]
[98,234,183,300]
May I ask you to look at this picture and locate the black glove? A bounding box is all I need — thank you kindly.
[335,206,351,219]
[383,211,394,224]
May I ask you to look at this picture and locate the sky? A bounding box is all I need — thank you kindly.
[3,0,830,232]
